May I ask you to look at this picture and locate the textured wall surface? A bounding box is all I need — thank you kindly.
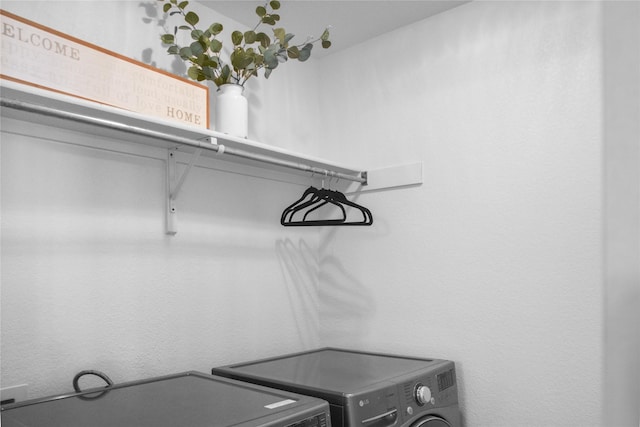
[0,119,324,397]
[1,1,638,426]
[602,2,640,426]
[0,0,323,398]
[316,2,609,426]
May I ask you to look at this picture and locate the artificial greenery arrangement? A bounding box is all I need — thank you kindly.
[159,0,331,88]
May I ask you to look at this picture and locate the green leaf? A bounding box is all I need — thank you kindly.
[210,39,222,53]
[286,46,299,59]
[298,43,312,61]
[190,40,205,56]
[167,45,179,55]
[256,6,267,17]
[163,3,172,13]
[322,40,331,49]
[284,33,295,44]
[190,29,203,40]
[178,25,191,30]
[214,64,231,86]
[255,32,271,48]
[202,66,215,79]
[178,1,188,9]
[273,28,285,44]
[271,14,280,21]
[263,46,279,68]
[262,16,276,25]
[269,1,280,10]
[187,66,200,80]
[179,46,193,59]
[194,53,206,66]
[244,30,257,44]
[264,67,273,78]
[204,56,219,68]
[231,49,254,69]
[209,23,223,35]
[161,34,175,44]
[199,34,210,47]
[231,30,243,46]
[321,28,330,41]
[185,11,199,26]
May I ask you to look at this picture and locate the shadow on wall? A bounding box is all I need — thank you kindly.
[310,190,379,345]
[276,238,376,347]
[138,1,187,77]
[276,239,321,348]
[318,253,376,344]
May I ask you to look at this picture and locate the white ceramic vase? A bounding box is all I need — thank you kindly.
[214,83,248,138]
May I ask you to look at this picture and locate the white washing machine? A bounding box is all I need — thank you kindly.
[212,348,461,427]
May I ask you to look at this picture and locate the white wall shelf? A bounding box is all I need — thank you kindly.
[0,81,367,184]
[1,82,371,234]
[1,81,423,233]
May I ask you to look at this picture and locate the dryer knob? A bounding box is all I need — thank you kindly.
[415,384,432,405]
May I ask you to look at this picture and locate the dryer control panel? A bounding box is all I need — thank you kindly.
[341,363,459,427]
[398,364,459,425]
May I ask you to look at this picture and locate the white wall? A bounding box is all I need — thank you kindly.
[2,1,638,427]
[316,1,637,426]
[1,0,323,398]
[602,2,640,426]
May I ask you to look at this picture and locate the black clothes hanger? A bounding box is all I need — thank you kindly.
[281,185,373,227]
[281,186,347,225]
[280,186,319,223]
[329,189,373,225]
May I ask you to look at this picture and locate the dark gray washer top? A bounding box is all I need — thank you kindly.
[217,349,437,393]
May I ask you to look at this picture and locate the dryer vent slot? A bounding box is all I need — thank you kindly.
[404,382,414,402]
[437,369,456,392]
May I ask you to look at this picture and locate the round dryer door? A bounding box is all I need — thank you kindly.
[411,415,452,427]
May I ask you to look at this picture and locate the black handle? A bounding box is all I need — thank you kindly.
[72,370,114,393]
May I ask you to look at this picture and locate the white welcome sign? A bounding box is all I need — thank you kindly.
[0,10,209,128]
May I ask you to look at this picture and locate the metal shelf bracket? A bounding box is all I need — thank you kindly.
[166,147,203,235]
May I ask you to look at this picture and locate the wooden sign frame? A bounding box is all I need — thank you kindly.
[0,10,209,128]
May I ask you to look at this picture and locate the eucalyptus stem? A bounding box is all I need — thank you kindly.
[159,0,331,88]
